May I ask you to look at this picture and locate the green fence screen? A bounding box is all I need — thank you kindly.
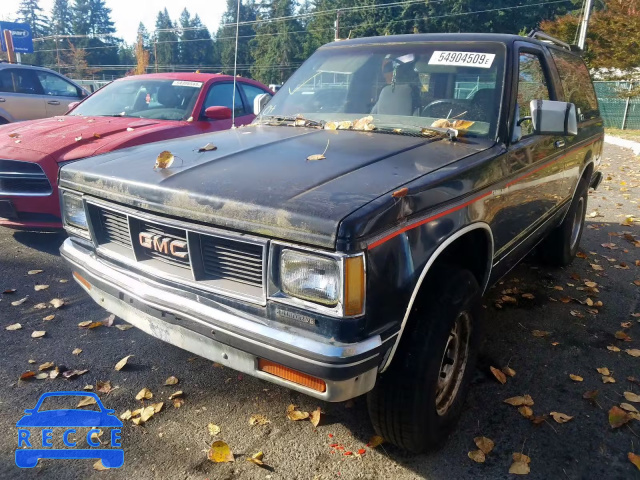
[593,81,640,130]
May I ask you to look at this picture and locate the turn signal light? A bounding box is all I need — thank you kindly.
[344,255,365,316]
[258,359,326,392]
[73,271,91,290]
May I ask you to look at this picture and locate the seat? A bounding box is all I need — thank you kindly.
[371,63,420,116]
[469,88,497,123]
[157,85,180,108]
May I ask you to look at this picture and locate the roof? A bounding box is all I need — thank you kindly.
[117,72,238,82]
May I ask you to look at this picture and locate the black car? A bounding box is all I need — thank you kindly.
[58,31,603,452]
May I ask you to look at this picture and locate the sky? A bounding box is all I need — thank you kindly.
[2,0,228,43]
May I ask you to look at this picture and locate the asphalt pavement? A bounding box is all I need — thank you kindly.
[1,144,639,479]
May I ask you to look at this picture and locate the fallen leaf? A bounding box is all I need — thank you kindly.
[208,440,234,463]
[31,330,46,338]
[583,390,599,400]
[155,151,175,169]
[103,314,115,327]
[621,403,639,413]
[135,388,153,401]
[85,322,103,329]
[607,345,621,352]
[591,264,604,271]
[246,451,266,467]
[93,133,101,139]
[140,406,155,422]
[152,402,163,413]
[96,380,112,394]
[518,406,533,418]
[550,412,573,423]
[570,374,583,382]
[474,436,494,454]
[468,449,486,463]
[72,348,82,355]
[75,135,83,142]
[50,298,64,309]
[164,376,179,385]
[609,405,632,428]
[169,390,183,400]
[490,366,507,384]
[115,324,133,331]
[249,414,270,426]
[35,373,49,380]
[392,187,409,198]
[624,391,640,403]
[603,375,616,384]
[77,396,97,407]
[62,369,88,379]
[626,349,640,357]
[93,460,108,471]
[6,323,22,331]
[120,410,132,420]
[597,367,611,376]
[629,452,640,471]
[198,143,217,152]
[509,452,531,474]
[28,270,43,275]
[33,302,47,310]
[114,355,133,371]
[504,395,534,406]
[38,362,54,371]
[12,297,28,306]
[307,140,330,161]
[367,435,384,448]
[43,314,55,321]
[172,397,185,408]
[310,407,322,427]
[20,371,35,380]
[287,409,310,421]
[522,293,535,299]
[502,366,516,377]
[532,330,551,337]
[127,127,134,132]
[49,368,59,379]
[615,331,632,341]
[208,423,221,436]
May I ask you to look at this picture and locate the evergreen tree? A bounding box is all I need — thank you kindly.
[71,0,92,36]
[178,8,195,65]
[51,0,73,36]
[153,8,179,68]
[16,0,49,37]
[215,0,258,74]
[89,0,115,36]
[190,14,213,66]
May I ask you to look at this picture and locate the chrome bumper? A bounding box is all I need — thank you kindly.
[61,239,383,401]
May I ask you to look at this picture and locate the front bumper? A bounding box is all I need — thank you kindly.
[61,239,386,401]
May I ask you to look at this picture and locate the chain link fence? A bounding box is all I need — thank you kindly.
[593,81,640,130]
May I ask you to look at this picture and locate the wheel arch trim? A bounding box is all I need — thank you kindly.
[380,222,494,373]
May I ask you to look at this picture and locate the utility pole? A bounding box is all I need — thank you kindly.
[335,10,341,41]
[154,40,158,73]
[577,0,593,50]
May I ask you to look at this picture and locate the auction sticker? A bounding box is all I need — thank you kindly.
[171,81,203,88]
[429,51,495,68]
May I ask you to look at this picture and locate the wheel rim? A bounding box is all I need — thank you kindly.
[435,311,471,416]
[570,197,585,251]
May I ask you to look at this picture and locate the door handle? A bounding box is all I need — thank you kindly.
[0,97,5,102]
[554,140,565,148]
[47,100,60,105]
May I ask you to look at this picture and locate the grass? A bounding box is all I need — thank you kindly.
[605,128,640,142]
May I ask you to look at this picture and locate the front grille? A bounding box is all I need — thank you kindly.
[135,220,189,269]
[0,160,51,195]
[200,235,264,287]
[98,208,131,248]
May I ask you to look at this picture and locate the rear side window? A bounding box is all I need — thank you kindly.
[0,70,15,92]
[0,69,42,95]
[549,49,599,121]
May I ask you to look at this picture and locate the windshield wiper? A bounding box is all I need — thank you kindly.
[375,125,458,140]
[258,115,324,128]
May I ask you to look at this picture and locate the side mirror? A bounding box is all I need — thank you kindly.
[530,100,577,136]
[204,106,232,120]
[253,93,271,116]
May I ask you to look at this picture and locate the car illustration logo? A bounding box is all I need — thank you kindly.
[139,232,188,259]
[15,391,123,469]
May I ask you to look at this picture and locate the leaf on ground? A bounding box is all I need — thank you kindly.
[474,436,494,455]
[468,449,486,463]
[532,330,551,337]
[629,452,640,471]
[624,391,640,403]
[72,348,82,355]
[583,390,599,400]
[597,367,611,376]
[2,288,16,294]
[615,331,632,341]
[310,407,322,427]
[569,374,583,382]
[621,403,639,413]
[96,380,112,394]
[164,376,179,385]
[78,320,92,327]
[208,440,234,463]
[33,302,47,310]
[152,402,163,413]
[607,345,621,352]
[35,372,48,379]
[77,396,97,407]
[50,298,65,309]
[20,371,35,380]
[249,414,270,426]
[140,406,155,422]
[609,405,632,428]
[172,397,185,408]
[135,388,153,401]
[246,451,265,467]
[509,453,531,475]
[12,297,28,306]
[43,314,55,321]
[103,314,115,327]
[93,460,108,471]
[518,406,533,418]
[522,293,535,300]
[31,330,46,338]
[34,284,49,291]
[62,369,88,379]
[367,435,384,448]
[504,395,534,406]
[490,366,507,384]
[287,409,310,421]
[114,355,133,371]
[590,264,604,271]
[602,375,616,384]
[208,423,221,436]
[38,362,54,371]
[115,324,133,331]
[28,269,43,275]
[86,322,103,329]
[626,349,640,357]
[6,323,22,331]
[550,412,573,423]
[502,366,516,377]
[168,390,183,400]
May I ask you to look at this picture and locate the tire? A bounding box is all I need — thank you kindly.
[541,175,589,266]
[367,266,482,453]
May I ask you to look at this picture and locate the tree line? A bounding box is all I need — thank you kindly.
[9,0,630,85]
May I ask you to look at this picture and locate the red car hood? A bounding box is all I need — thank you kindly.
[0,116,184,162]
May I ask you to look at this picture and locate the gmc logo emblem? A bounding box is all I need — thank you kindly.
[139,232,188,260]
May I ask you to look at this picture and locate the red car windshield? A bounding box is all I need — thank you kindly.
[69,79,203,121]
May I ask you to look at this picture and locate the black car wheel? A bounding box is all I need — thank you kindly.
[367,266,482,453]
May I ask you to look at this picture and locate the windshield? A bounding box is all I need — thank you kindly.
[258,42,506,139]
[69,79,203,121]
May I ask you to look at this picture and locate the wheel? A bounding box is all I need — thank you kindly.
[540,175,589,266]
[367,266,482,453]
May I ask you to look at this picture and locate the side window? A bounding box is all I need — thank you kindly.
[36,71,80,97]
[0,70,15,93]
[240,83,271,112]
[200,83,245,118]
[549,48,599,121]
[5,69,42,95]
[517,52,551,136]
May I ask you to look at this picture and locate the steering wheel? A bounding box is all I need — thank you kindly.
[422,99,468,118]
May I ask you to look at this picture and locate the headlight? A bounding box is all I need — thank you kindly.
[280,250,340,306]
[62,192,88,231]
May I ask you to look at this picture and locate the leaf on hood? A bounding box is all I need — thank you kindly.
[531,330,551,337]
[607,345,621,352]
[504,395,534,406]
[31,330,46,338]
[155,151,175,169]
[77,396,97,407]
[550,412,573,423]
[43,314,55,321]
[629,452,640,471]
[72,348,82,355]
[12,297,28,306]
[391,187,409,198]
[310,407,322,427]
[307,140,330,161]
[92,133,101,139]
[208,423,221,436]
[249,414,270,426]
[624,391,640,403]
[626,349,640,357]
[353,115,375,131]
[50,298,65,309]
[569,374,583,382]
[502,366,516,377]
[246,451,266,467]
[367,435,384,448]
[28,269,43,275]
[78,320,92,327]
[75,135,83,142]
[597,367,611,376]
[114,355,133,371]
[135,387,153,401]
[152,402,163,413]
[609,405,632,428]
[208,440,234,463]
[468,449,486,463]
[8,132,19,138]
[49,368,60,379]
[490,366,507,384]
[474,436,494,455]
[96,380,112,394]
[198,143,217,152]
[20,371,36,380]
[6,323,22,331]
[38,362,54,371]
[164,376,179,385]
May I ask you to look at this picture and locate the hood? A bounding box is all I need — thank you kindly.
[0,116,183,162]
[60,125,491,248]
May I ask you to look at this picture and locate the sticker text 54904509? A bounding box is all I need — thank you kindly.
[429,51,496,69]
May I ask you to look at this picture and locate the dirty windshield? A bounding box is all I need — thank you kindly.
[69,79,203,121]
[258,42,506,138]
